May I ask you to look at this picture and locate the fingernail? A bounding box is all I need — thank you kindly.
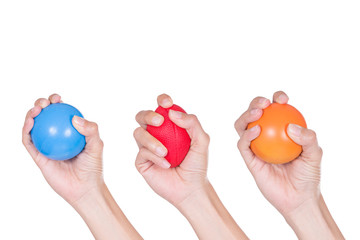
[260,98,269,104]
[161,160,171,169]
[39,100,46,108]
[162,99,172,107]
[279,94,287,102]
[152,116,163,126]
[169,110,183,119]
[250,109,261,115]
[250,125,260,132]
[288,124,302,137]
[156,146,167,157]
[73,115,85,126]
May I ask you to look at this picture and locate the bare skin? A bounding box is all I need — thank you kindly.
[234,91,344,240]
[22,94,142,240]
[134,94,249,240]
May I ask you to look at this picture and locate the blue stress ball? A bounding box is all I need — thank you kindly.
[30,103,86,160]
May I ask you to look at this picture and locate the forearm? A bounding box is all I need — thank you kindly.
[73,182,143,240]
[177,181,248,240]
[285,194,344,240]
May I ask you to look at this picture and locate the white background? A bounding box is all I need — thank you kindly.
[1,1,359,239]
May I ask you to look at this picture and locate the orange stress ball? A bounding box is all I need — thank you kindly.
[247,103,307,164]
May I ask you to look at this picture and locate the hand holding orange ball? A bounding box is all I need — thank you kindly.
[234,91,321,216]
[234,91,344,239]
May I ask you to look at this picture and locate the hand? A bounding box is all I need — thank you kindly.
[23,94,143,240]
[134,94,248,240]
[22,94,104,206]
[234,91,322,215]
[133,94,210,207]
[235,91,343,239]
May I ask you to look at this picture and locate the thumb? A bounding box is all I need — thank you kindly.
[72,116,104,155]
[287,124,323,162]
[168,110,210,154]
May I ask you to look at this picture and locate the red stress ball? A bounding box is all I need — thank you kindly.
[247,103,307,164]
[147,105,191,168]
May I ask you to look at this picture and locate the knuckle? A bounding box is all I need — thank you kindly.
[318,146,323,157]
[98,139,104,148]
[237,139,242,150]
[133,127,142,138]
[234,118,240,130]
[306,129,317,141]
[135,156,141,171]
[90,122,99,132]
[138,147,146,156]
[188,114,198,123]
[135,111,142,122]
[203,132,210,144]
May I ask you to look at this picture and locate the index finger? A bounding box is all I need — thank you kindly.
[135,110,164,129]
[272,90,289,104]
[157,94,173,108]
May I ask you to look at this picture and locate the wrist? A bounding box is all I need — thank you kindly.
[285,194,343,240]
[72,181,142,240]
[177,181,248,240]
[176,180,211,213]
[71,180,107,212]
[70,179,106,211]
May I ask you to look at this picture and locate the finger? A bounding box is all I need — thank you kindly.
[234,108,263,136]
[48,93,62,104]
[272,91,289,104]
[133,127,168,158]
[72,116,104,157]
[22,105,43,156]
[237,125,268,173]
[287,124,323,162]
[34,98,50,108]
[237,125,261,165]
[22,107,51,168]
[157,94,173,108]
[248,96,271,110]
[22,117,40,159]
[135,150,154,175]
[24,105,42,122]
[136,148,171,171]
[235,97,270,137]
[23,107,41,136]
[135,110,164,129]
[168,110,210,153]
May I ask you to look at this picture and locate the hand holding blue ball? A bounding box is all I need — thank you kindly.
[23,94,104,206]
[30,103,86,160]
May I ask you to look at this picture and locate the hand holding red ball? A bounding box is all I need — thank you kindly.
[133,94,210,207]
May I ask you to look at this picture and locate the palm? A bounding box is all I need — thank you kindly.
[249,155,320,215]
[140,148,208,206]
[34,149,102,205]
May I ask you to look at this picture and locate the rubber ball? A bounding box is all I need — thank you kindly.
[31,103,86,160]
[147,104,191,168]
[247,103,307,164]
